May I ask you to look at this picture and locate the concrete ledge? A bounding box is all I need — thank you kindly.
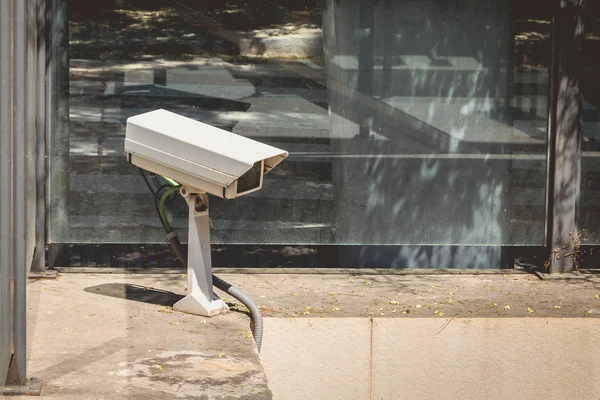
[26,274,271,399]
[55,267,529,275]
[28,270,58,280]
[534,270,588,280]
[262,318,600,400]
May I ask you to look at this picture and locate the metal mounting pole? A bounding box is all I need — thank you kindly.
[173,189,229,317]
[0,0,42,395]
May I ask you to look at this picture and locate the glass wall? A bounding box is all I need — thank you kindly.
[49,0,552,266]
[580,2,600,244]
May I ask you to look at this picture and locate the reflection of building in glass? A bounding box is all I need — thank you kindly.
[19,0,596,268]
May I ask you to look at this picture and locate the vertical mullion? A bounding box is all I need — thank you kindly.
[46,0,69,266]
[549,0,585,273]
[0,0,15,387]
[32,0,47,273]
[7,0,29,386]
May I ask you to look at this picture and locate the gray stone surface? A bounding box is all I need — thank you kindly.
[7,271,600,399]
[12,274,271,399]
[213,271,600,318]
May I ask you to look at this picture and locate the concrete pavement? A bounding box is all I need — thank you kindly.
[11,273,271,399]
[7,270,600,399]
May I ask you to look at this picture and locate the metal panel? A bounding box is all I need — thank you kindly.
[0,0,14,386]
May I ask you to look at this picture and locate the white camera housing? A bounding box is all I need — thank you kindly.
[124,109,288,198]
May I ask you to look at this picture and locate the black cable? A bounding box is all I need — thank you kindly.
[154,197,170,232]
[138,167,170,231]
[156,183,173,197]
[138,167,160,200]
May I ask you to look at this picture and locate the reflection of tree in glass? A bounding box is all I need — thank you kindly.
[69,0,322,60]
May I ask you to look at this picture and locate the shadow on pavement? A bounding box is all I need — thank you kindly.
[84,283,184,306]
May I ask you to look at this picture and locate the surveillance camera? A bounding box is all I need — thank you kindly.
[124,109,288,198]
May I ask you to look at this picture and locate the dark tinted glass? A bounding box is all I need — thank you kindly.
[579,3,600,243]
[50,0,550,255]
[237,161,262,194]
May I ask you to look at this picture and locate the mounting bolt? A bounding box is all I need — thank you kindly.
[195,196,207,212]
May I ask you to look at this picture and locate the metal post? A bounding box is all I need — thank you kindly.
[173,191,229,317]
[548,0,585,273]
[32,0,47,274]
[6,0,30,386]
[0,0,43,394]
[0,0,15,387]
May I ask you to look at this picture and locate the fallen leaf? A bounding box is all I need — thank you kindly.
[527,307,535,314]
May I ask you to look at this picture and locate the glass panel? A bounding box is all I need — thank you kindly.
[324,0,550,245]
[51,0,550,248]
[580,3,600,244]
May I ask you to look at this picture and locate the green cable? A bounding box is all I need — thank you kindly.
[159,185,181,233]
[162,176,179,187]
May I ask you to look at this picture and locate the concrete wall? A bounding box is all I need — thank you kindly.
[261,318,600,400]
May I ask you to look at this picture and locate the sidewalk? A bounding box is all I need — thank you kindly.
[15,273,271,399]
[8,270,600,399]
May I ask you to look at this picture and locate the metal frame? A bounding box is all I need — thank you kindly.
[41,0,589,273]
[8,0,30,384]
[0,0,43,393]
[46,0,69,269]
[0,0,15,387]
[32,0,47,274]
